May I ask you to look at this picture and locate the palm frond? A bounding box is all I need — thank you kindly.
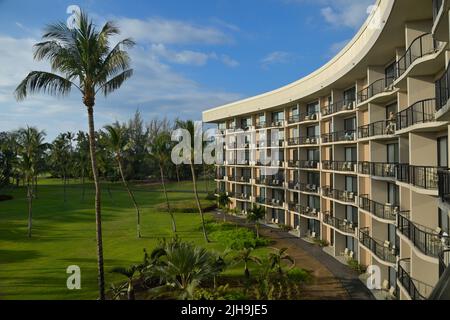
[98,69,133,96]
[15,71,76,101]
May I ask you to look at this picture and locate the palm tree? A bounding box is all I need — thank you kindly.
[17,127,46,238]
[111,265,138,300]
[104,124,142,238]
[75,131,90,201]
[175,120,209,243]
[149,239,217,300]
[150,132,177,233]
[233,248,261,279]
[247,206,266,239]
[218,193,231,222]
[51,133,72,203]
[15,10,135,299]
[268,248,295,275]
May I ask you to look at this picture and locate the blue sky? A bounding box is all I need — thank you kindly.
[0,0,374,139]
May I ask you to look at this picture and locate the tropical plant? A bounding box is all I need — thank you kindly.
[217,192,231,222]
[111,265,138,300]
[268,247,295,275]
[233,248,261,279]
[247,206,266,239]
[50,133,73,203]
[15,10,135,299]
[175,120,209,243]
[148,239,218,300]
[75,131,90,201]
[150,131,177,233]
[104,123,142,238]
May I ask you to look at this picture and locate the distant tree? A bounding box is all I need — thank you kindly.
[233,248,261,279]
[247,206,266,239]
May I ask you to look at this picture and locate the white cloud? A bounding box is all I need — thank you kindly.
[150,43,211,66]
[260,51,294,68]
[117,17,233,45]
[328,38,351,56]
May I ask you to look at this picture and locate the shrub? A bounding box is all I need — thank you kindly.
[155,199,217,213]
[287,267,312,283]
[209,224,270,250]
[347,259,367,274]
[278,224,292,232]
[313,239,329,247]
[205,192,217,201]
[0,195,13,202]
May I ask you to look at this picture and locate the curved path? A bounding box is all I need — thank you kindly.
[215,212,374,300]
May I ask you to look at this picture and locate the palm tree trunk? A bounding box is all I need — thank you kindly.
[117,156,141,238]
[160,163,176,233]
[86,105,105,301]
[27,178,33,238]
[189,162,209,243]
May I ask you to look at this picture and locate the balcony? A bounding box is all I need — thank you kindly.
[287,137,300,146]
[439,249,450,277]
[398,259,434,300]
[438,169,450,203]
[288,111,319,124]
[358,120,396,139]
[322,213,357,235]
[320,100,355,117]
[397,164,444,190]
[255,121,267,129]
[287,160,300,168]
[268,120,284,128]
[235,193,251,201]
[269,198,284,208]
[359,195,400,222]
[358,162,397,179]
[255,196,267,205]
[297,136,319,145]
[299,160,320,170]
[357,77,395,104]
[321,130,356,143]
[322,160,356,173]
[396,98,436,131]
[235,176,251,184]
[397,212,449,258]
[295,205,320,219]
[255,177,284,187]
[436,65,450,113]
[287,181,318,193]
[433,0,444,25]
[396,33,438,79]
[322,186,357,204]
[359,227,397,264]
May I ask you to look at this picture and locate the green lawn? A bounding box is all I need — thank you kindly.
[0,179,267,300]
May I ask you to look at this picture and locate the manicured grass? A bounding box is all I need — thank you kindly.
[0,179,268,300]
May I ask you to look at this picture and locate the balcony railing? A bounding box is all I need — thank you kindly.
[359,227,397,264]
[358,120,396,138]
[397,212,449,258]
[288,137,300,146]
[436,64,450,111]
[358,162,397,179]
[438,169,450,203]
[323,213,357,234]
[235,193,251,201]
[439,249,450,277]
[235,176,251,184]
[269,198,284,207]
[320,100,356,117]
[398,259,434,300]
[396,98,436,130]
[357,77,395,104]
[287,160,300,168]
[359,195,400,222]
[255,121,267,129]
[299,136,320,145]
[396,164,444,190]
[297,205,320,219]
[255,177,284,187]
[321,130,356,143]
[268,120,284,128]
[322,186,357,204]
[299,183,319,193]
[299,160,319,170]
[322,160,356,173]
[255,196,267,205]
[396,33,438,79]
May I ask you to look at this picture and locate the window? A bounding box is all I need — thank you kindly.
[344,117,356,131]
[272,111,284,122]
[292,127,299,138]
[308,195,320,209]
[346,206,358,224]
[439,209,450,235]
[387,144,399,163]
[389,267,396,289]
[307,101,319,115]
[346,236,355,252]
[386,103,397,120]
[218,122,226,130]
[307,125,319,137]
[345,147,357,162]
[345,176,357,192]
[257,113,265,124]
[327,96,333,106]
[438,136,448,167]
[307,149,320,161]
[385,62,396,86]
[292,106,299,117]
[387,183,399,205]
[388,224,396,244]
[343,87,356,104]
[307,172,320,186]
[241,117,251,129]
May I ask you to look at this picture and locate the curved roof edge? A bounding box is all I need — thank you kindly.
[203,0,392,123]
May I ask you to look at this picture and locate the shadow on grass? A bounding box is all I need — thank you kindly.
[0,249,42,265]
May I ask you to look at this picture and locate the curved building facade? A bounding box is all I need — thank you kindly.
[203,0,450,300]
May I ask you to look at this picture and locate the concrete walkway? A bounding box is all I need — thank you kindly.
[216,212,374,300]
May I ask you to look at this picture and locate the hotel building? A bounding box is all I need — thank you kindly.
[203,0,450,300]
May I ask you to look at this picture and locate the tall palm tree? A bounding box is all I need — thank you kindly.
[17,127,46,238]
[218,193,231,222]
[233,248,261,279]
[247,206,266,239]
[175,120,209,243]
[15,11,135,299]
[104,124,142,238]
[150,132,177,233]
